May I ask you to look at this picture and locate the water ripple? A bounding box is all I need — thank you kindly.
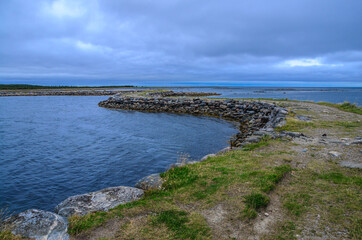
[0,96,236,213]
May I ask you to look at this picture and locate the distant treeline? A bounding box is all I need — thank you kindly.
[0,84,135,90]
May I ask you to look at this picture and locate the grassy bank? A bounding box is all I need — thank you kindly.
[68,140,293,239]
[66,100,361,240]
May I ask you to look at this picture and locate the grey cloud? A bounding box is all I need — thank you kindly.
[0,0,361,85]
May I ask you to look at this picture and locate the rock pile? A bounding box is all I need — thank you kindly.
[146,91,220,97]
[99,96,287,146]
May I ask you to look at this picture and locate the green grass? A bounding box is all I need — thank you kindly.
[278,164,362,239]
[242,138,270,151]
[0,84,135,90]
[283,193,312,216]
[275,118,316,132]
[0,231,22,240]
[244,193,270,210]
[152,210,210,240]
[68,212,111,235]
[317,101,362,115]
[318,172,362,186]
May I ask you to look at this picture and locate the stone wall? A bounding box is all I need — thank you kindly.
[99,95,287,147]
[146,90,220,97]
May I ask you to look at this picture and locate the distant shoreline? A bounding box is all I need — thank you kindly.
[1,84,361,91]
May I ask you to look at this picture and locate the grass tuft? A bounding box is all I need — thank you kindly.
[160,166,198,190]
[275,118,315,132]
[244,193,270,210]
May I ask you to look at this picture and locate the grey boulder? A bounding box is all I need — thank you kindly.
[135,173,164,191]
[5,209,69,240]
[55,186,144,217]
[339,161,362,169]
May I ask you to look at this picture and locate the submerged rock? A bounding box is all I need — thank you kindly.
[5,209,69,240]
[55,186,144,217]
[135,173,164,191]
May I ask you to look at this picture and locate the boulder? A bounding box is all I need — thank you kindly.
[285,132,304,138]
[135,173,164,191]
[244,136,261,143]
[4,209,69,240]
[55,186,144,217]
[351,140,362,145]
[339,161,362,169]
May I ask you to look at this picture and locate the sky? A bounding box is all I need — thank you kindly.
[0,0,362,86]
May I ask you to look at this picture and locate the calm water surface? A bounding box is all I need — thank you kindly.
[0,96,236,213]
[172,87,362,105]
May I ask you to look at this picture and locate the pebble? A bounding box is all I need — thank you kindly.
[328,151,342,157]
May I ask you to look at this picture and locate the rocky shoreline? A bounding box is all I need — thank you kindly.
[2,93,288,239]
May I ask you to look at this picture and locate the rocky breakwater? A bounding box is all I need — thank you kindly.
[98,96,287,147]
[146,90,221,97]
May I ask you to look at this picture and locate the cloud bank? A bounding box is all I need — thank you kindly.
[0,0,361,86]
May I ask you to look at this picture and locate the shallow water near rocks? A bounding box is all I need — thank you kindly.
[0,96,237,214]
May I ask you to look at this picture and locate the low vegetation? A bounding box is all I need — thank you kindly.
[68,139,294,239]
[317,101,362,115]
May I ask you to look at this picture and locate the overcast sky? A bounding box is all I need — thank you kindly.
[0,0,361,86]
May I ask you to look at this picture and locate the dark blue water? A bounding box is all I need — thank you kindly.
[171,87,362,106]
[0,96,236,214]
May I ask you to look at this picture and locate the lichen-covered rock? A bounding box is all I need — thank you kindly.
[135,173,164,191]
[54,186,144,217]
[5,209,69,240]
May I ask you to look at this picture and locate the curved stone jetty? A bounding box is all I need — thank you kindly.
[146,90,220,97]
[4,209,69,240]
[55,186,144,217]
[99,95,287,146]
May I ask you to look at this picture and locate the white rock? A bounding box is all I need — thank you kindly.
[55,186,144,217]
[328,151,342,157]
